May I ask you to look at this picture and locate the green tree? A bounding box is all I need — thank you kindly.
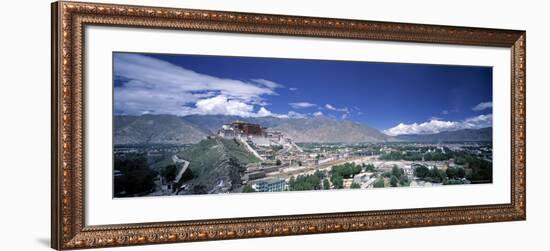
[314,170,325,179]
[364,164,376,172]
[390,176,399,187]
[242,185,256,193]
[457,167,466,178]
[331,163,362,179]
[373,178,385,188]
[469,158,492,183]
[350,182,361,189]
[114,154,156,197]
[426,166,447,183]
[288,176,296,188]
[228,157,245,172]
[289,173,323,191]
[331,174,344,189]
[414,165,430,179]
[399,175,409,186]
[160,165,178,183]
[323,178,330,190]
[391,165,404,178]
[446,167,458,179]
[276,159,282,166]
[444,179,465,185]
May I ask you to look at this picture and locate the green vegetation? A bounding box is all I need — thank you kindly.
[391,165,404,178]
[328,162,362,189]
[330,174,344,189]
[445,167,466,180]
[380,150,452,161]
[289,170,325,191]
[443,179,466,185]
[363,163,376,172]
[413,164,445,183]
[173,138,261,193]
[323,179,330,190]
[399,175,409,186]
[390,176,399,187]
[114,154,157,197]
[276,159,282,166]
[331,162,362,178]
[459,157,492,183]
[457,167,466,178]
[178,138,259,178]
[373,178,385,188]
[351,182,361,189]
[427,166,446,183]
[413,164,430,178]
[382,171,392,178]
[242,185,256,193]
[455,154,493,183]
[382,165,409,187]
[160,164,178,183]
[446,166,458,179]
[412,154,491,184]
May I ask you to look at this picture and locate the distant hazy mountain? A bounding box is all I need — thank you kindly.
[114,114,491,145]
[271,116,390,143]
[114,114,210,145]
[394,127,493,142]
[114,114,391,144]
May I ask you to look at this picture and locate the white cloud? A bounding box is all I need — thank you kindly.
[341,113,348,120]
[313,111,324,116]
[289,102,316,109]
[472,101,493,111]
[441,110,449,115]
[461,114,493,128]
[252,79,284,89]
[384,114,493,136]
[114,53,283,116]
[195,96,254,117]
[192,95,296,118]
[289,87,299,91]
[256,107,274,117]
[325,104,349,113]
[287,111,307,119]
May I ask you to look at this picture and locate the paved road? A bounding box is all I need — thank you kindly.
[172,155,190,183]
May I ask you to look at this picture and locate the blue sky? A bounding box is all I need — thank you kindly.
[113,52,492,135]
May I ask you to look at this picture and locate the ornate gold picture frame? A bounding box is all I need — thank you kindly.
[51,1,526,249]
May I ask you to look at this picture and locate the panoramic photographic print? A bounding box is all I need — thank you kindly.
[113,52,493,198]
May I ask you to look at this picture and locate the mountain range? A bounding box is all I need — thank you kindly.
[394,127,492,142]
[113,114,492,145]
[114,114,210,145]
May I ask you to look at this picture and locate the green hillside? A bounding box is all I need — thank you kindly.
[174,137,260,194]
[178,137,259,175]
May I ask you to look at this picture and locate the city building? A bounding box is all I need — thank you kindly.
[217,121,299,149]
[254,179,288,192]
[403,165,414,176]
[218,121,267,138]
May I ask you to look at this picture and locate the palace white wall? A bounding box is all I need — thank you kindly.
[0,0,548,250]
